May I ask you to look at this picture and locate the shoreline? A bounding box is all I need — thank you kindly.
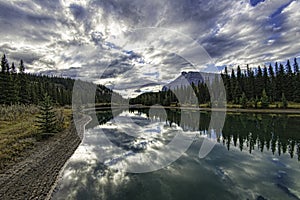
[91,105,300,114]
[46,114,92,200]
[0,114,92,200]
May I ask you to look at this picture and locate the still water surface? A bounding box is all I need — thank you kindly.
[53,109,300,200]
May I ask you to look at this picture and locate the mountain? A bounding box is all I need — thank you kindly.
[162,71,214,91]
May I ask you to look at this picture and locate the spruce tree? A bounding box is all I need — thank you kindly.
[231,69,237,103]
[293,58,299,75]
[240,92,247,108]
[5,74,16,105]
[285,60,293,100]
[268,64,276,102]
[223,67,232,101]
[247,66,255,99]
[5,63,10,74]
[11,62,16,74]
[255,66,264,98]
[18,61,29,104]
[1,54,8,73]
[19,59,25,73]
[36,93,58,133]
[281,93,288,109]
[261,89,269,108]
[0,73,4,104]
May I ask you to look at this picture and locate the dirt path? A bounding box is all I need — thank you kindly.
[0,114,91,200]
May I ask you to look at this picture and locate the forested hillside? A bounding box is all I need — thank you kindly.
[0,54,119,106]
[131,58,300,108]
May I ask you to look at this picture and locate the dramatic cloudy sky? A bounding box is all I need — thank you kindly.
[0,0,299,96]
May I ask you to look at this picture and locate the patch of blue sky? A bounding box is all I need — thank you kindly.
[270,1,294,18]
[250,0,265,7]
[143,72,160,79]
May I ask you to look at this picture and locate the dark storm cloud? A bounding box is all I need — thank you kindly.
[0,44,17,52]
[11,51,42,65]
[69,4,86,20]
[202,36,245,58]
[0,43,42,65]
[0,2,56,26]
[0,0,299,96]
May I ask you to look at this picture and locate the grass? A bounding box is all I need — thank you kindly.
[287,102,300,109]
[0,105,72,169]
[0,111,38,167]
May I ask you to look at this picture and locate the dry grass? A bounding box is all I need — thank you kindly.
[0,105,72,169]
[0,115,37,166]
[287,102,300,109]
[0,104,39,121]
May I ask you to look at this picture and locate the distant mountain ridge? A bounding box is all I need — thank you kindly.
[162,71,214,91]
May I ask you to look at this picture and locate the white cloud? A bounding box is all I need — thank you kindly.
[0,0,299,95]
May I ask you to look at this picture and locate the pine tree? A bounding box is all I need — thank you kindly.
[285,60,293,100]
[5,63,10,74]
[268,64,276,102]
[0,73,4,104]
[5,74,17,105]
[276,64,285,100]
[19,75,29,104]
[240,92,247,108]
[247,65,255,99]
[261,89,269,108]
[263,65,271,99]
[1,54,8,73]
[293,58,299,75]
[254,96,259,108]
[19,60,25,73]
[11,62,16,74]
[286,59,293,75]
[236,65,242,89]
[231,69,237,103]
[223,67,232,101]
[281,93,288,109]
[36,93,58,133]
[255,66,264,98]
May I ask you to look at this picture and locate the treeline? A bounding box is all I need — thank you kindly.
[130,83,211,106]
[0,54,119,106]
[131,58,300,108]
[222,58,300,107]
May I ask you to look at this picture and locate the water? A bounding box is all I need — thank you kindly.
[53,109,300,200]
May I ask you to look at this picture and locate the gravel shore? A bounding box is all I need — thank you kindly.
[0,115,91,200]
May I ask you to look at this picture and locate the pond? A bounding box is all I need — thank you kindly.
[53,108,300,200]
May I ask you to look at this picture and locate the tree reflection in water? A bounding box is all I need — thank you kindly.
[89,108,300,161]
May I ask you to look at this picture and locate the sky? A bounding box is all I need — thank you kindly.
[0,0,299,97]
